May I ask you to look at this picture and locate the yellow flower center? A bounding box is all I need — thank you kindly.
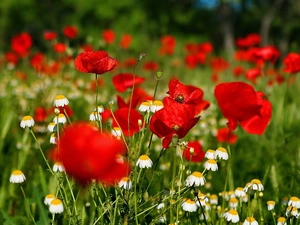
[192,171,203,178]
[51,199,62,205]
[139,155,150,161]
[12,170,23,175]
[55,95,66,100]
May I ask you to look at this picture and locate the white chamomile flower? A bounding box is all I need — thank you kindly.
[53,113,67,124]
[47,122,56,132]
[9,170,26,183]
[89,111,101,121]
[118,177,132,190]
[136,155,153,168]
[112,127,122,137]
[267,200,276,211]
[49,198,64,214]
[20,116,35,128]
[185,172,206,187]
[215,147,228,160]
[182,199,197,212]
[243,217,258,225]
[288,196,300,208]
[150,100,163,113]
[205,149,216,159]
[224,209,239,223]
[204,159,218,171]
[54,95,69,107]
[53,162,65,172]
[44,194,55,205]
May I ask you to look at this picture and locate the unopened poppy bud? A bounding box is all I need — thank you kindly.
[138,119,143,127]
[190,147,195,155]
[108,100,114,108]
[54,108,60,116]
[156,69,163,79]
[139,53,146,61]
[180,164,185,170]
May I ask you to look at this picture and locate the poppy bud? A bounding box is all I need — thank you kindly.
[156,69,163,79]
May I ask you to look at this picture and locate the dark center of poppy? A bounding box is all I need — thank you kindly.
[175,94,185,103]
[173,125,180,131]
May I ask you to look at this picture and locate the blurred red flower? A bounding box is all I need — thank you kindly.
[182,141,205,162]
[198,42,213,54]
[11,32,32,57]
[254,46,281,64]
[232,66,244,77]
[34,107,48,122]
[63,25,78,39]
[112,108,142,137]
[112,73,145,92]
[102,29,115,44]
[159,35,176,55]
[143,61,159,71]
[74,50,117,74]
[283,53,300,74]
[210,57,229,72]
[216,127,238,144]
[43,31,57,41]
[52,123,130,185]
[5,51,19,65]
[30,53,46,71]
[53,43,67,53]
[214,82,272,135]
[236,33,261,48]
[185,54,198,69]
[120,34,132,49]
[150,103,200,148]
[245,68,262,84]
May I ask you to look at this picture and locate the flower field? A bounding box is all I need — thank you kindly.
[1,27,300,225]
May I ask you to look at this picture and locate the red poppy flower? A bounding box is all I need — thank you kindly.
[30,53,45,71]
[122,58,137,68]
[185,54,198,69]
[236,33,261,48]
[210,57,229,72]
[165,78,210,116]
[43,31,57,41]
[116,88,152,110]
[216,127,238,144]
[5,51,19,65]
[149,103,200,148]
[245,68,262,84]
[182,141,205,162]
[41,61,60,76]
[112,73,145,92]
[198,42,213,54]
[214,82,272,135]
[74,50,117,74]
[254,46,280,64]
[159,35,176,55]
[52,123,130,185]
[283,53,300,74]
[53,43,67,53]
[15,71,27,80]
[11,32,32,57]
[232,66,244,77]
[34,107,48,122]
[63,25,78,39]
[120,34,132,49]
[143,61,159,71]
[112,108,142,137]
[102,29,115,44]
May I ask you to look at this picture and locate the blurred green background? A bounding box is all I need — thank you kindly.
[1,0,300,56]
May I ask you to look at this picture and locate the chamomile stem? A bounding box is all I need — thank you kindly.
[20,185,37,225]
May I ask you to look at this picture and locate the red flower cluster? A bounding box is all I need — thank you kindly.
[159,35,176,55]
[74,50,117,74]
[11,32,32,57]
[150,78,210,148]
[43,31,57,41]
[283,53,300,74]
[214,82,272,135]
[184,42,213,69]
[216,127,238,144]
[52,123,130,185]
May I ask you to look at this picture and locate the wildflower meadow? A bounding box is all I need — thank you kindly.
[1,24,300,225]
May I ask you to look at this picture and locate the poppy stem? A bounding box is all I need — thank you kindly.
[94,73,102,131]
